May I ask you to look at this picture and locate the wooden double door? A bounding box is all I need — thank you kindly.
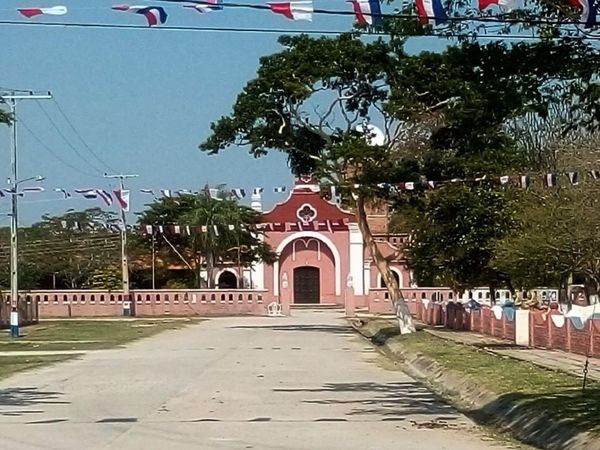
[293,266,320,304]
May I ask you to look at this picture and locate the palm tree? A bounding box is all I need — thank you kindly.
[136,189,275,288]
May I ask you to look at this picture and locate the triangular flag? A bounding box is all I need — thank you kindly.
[567,0,598,28]
[232,188,246,199]
[96,189,113,206]
[347,0,383,25]
[184,0,223,13]
[54,188,71,199]
[114,189,130,211]
[415,0,447,25]
[269,1,313,21]
[75,189,98,199]
[18,5,67,18]
[112,5,168,26]
[478,0,518,11]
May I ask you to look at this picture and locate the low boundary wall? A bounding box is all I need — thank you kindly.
[7,289,271,318]
[366,291,600,358]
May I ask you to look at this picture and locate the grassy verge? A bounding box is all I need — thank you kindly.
[0,355,73,380]
[365,320,600,435]
[0,318,198,352]
[0,319,198,380]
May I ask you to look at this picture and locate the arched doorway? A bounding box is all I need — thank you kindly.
[217,271,238,289]
[293,267,320,303]
[380,270,401,288]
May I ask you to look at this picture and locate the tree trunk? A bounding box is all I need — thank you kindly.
[206,251,215,289]
[489,286,496,305]
[559,275,569,308]
[355,194,415,334]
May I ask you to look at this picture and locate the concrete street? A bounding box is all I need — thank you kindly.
[0,311,514,449]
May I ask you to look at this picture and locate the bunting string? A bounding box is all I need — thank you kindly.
[7,0,600,29]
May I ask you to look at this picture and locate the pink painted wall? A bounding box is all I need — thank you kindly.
[264,230,351,305]
[26,290,271,318]
[278,238,336,302]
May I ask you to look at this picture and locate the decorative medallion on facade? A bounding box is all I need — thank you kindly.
[296,203,317,224]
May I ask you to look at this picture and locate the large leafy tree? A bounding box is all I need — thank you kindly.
[492,135,600,301]
[0,208,121,289]
[200,30,598,331]
[135,192,276,288]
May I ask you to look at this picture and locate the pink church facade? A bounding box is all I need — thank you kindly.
[245,177,413,307]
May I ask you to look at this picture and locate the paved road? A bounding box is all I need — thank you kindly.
[0,311,513,449]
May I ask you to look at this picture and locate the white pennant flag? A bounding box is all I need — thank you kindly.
[18,5,68,18]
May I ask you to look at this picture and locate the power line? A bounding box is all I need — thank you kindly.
[34,100,104,174]
[16,115,105,178]
[0,19,595,40]
[51,98,116,173]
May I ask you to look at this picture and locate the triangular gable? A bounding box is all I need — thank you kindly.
[262,188,355,225]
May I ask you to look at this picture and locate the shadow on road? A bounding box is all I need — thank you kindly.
[0,387,69,410]
[275,381,459,418]
[229,324,354,335]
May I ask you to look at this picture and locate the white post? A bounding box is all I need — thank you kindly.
[515,309,531,346]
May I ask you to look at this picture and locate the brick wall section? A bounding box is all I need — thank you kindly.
[368,294,599,358]
[30,290,271,318]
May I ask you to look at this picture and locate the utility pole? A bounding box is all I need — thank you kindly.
[1,91,52,338]
[151,229,156,290]
[103,173,138,299]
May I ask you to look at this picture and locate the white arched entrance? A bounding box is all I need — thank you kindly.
[273,231,342,297]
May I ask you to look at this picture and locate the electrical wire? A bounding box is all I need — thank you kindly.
[51,98,116,173]
[34,100,105,175]
[16,115,105,178]
[0,19,595,40]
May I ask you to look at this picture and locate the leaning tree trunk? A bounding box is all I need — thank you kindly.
[355,194,416,334]
[206,251,216,289]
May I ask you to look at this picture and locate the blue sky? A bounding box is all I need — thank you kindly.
[0,0,444,225]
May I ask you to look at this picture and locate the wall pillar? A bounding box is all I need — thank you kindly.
[348,223,364,296]
[280,271,291,315]
[345,275,355,317]
[515,309,530,346]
